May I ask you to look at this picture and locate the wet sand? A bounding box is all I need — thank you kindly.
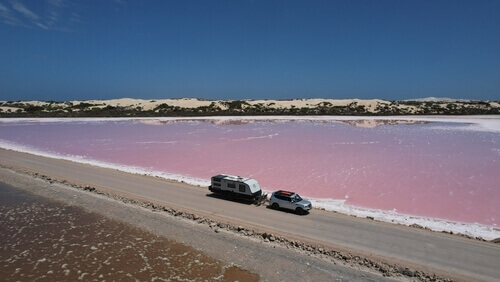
[0,183,258,281]
[0,166,392,281]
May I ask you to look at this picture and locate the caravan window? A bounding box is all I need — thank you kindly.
[227,183,236,189]
[239,184,246,192]
[213,182,221,187]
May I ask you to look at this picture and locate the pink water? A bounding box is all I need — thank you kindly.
[1,118,499,233]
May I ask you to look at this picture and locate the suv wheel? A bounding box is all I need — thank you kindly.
[295,207,304,215]
[271,203,279,210]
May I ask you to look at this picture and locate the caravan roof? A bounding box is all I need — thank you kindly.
[215,174,252,183]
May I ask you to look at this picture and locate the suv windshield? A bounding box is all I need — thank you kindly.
[292,195,302,202]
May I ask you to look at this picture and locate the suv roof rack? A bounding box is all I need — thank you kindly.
[276,190,294,195]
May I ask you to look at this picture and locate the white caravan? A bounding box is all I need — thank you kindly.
[209,174,265,202]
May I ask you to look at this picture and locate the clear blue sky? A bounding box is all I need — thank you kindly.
[1,0,499,101]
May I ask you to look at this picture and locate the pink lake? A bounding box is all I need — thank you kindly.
[1,117,499,238]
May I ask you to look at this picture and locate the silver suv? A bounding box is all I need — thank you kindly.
[269,190,312,215]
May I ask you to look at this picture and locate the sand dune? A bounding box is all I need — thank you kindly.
[1,97,498,116]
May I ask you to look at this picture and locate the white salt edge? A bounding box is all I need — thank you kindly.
[310,198,500,241]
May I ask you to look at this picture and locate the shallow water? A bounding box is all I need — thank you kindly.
[0,117,499,238]
[0,182,258,281]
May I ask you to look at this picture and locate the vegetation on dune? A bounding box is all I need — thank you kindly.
[0,99,498,117]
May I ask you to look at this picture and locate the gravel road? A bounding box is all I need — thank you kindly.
[1,148,499,281]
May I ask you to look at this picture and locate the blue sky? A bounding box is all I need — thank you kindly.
[1,0,499,101]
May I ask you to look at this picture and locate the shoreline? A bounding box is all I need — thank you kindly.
[0,144,498,242]
[0,162,396,281]
[1,115,499,240]
[0,179,260,281]
[1,148,500,281]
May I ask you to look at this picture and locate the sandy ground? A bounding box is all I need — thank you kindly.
[0,167,395,281]
[0,181,259,281]
[1,149,499,281]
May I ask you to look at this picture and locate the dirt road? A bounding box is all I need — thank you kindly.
[1,148,499,281]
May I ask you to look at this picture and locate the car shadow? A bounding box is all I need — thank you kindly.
[265,205,309,216]
[205,193,254,205]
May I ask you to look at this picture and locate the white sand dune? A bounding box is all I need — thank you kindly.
[1,97,498,116]
[72,97,389,110]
